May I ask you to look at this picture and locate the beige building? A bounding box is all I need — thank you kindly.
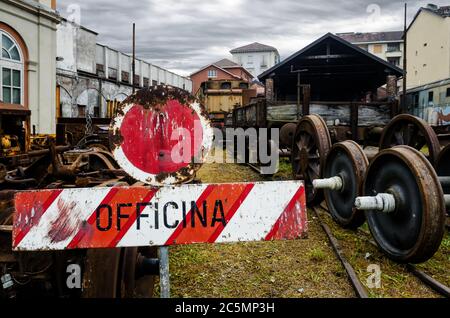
[404,4,450,126]
[406,4,450,89]
[0,0,60,136]
[337,31,404,68]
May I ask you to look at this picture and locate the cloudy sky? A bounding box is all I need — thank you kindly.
[57,0,449,76]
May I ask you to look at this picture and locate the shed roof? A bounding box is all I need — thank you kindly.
[258,33,403,101]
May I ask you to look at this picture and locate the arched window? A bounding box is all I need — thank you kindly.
[1,30,23,105]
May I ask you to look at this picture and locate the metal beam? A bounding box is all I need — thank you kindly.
[301,54,355,60]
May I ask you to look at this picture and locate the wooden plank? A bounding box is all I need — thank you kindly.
[267,103,391,126]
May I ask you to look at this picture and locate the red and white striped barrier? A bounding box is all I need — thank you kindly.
[12,181,306,251]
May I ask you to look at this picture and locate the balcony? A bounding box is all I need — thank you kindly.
[385,50,402,58]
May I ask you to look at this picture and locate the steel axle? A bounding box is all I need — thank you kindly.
[354,193,396,213]
[444,195,450,208]
[312,176,343,191]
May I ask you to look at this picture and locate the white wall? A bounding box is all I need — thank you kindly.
[360,42,404,68]
[57,20,192,91]
[232,51,280,78]
[0,0,59,134]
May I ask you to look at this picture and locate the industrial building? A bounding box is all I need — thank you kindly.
[258,33,403,102]
[56,19,192,121]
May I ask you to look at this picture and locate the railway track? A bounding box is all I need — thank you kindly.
[316,204,450,298]
[311,206,369,298]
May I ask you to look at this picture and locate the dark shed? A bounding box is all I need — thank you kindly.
[258,33,403,102]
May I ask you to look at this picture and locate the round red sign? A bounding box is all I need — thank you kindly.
[109,86,213,185]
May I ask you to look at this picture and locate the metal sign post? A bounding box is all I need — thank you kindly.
[158,246,170,298]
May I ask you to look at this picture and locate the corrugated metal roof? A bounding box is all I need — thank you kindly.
[336,31,404,43]
[230,42,278,54]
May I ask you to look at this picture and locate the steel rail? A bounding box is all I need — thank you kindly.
[311,206,369,298]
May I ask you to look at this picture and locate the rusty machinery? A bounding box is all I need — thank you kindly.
[229,100,448,263]
[302,113,448,263]
[0,85,208,298]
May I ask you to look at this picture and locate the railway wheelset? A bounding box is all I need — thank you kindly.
[292,113,449,263]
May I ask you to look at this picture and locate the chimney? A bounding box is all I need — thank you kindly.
[37,0,56,10]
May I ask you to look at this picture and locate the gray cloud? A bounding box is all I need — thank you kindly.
[57,0,449,75]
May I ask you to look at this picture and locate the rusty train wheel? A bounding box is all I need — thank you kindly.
[120,247,157,298]
[82,249,121,298]
[82,247,156,298]
[292,115,331,205]
[280,123,297,149]
[323,141,368,228]
[364,146,445,263]
[379,114,440,167]
[436,144,450,215]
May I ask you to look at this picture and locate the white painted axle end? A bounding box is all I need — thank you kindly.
[313,176,343,191]
[354,193,396,213]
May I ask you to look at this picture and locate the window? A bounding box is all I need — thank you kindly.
[387,43,400,52]
[207,69,217,78]
[2,69,21,104]
[1,31,23,105]
[261,55,267,67]
[387,57,400,67]
[413,94,419,107]
[358,44,368,51]
[247,55,253,64]
[220,82,231,90]
[373,44,382,54]
[239,82,249,89]
[446,87,450,97]
[428,91,434,103]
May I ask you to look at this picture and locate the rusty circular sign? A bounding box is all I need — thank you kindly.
[109,85,213,186]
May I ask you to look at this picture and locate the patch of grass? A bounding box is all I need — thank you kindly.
[440,235,450,249]
[316,207,444,298]
[272,158,292,180]
[308,247,327,262]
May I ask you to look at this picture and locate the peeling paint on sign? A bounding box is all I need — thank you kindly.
[109,85,213,186]
[13,181,307,251]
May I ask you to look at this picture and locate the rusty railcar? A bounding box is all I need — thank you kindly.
[227,33,449,263]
